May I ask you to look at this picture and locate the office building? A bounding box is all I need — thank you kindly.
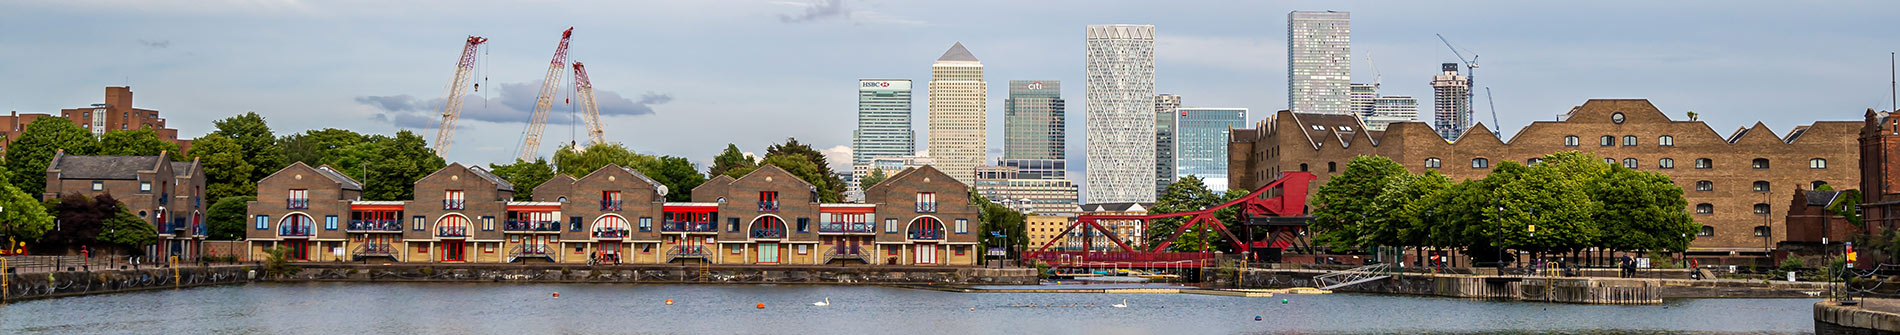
[1364,95,1420,131]
[1004,80,1065,161]
[1287,11,1352,115]
[997,158,1066,180]
[852,79,914,167]
[928,42,988,185]
[1085,24,1158,203]
[1432,63,1472,140]
[1154,94,1181,194]
[1174,108,1247,191]
[973,165,1079,216]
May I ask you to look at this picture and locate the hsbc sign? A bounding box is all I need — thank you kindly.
[859,80,911,91]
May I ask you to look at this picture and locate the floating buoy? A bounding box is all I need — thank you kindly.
[1255,316,1263,322]
[969,307,976,311]
[1280,299,1288,304]
[553,292,560,298]
[665,299,674,305]
[756,303,765,309]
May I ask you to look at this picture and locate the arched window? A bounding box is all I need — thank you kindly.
[1755,226,1770,237]
[1813,181,1829,189]
[1603,158,1615,164]
[1698,225,1714,236]
[908,217,945,240]
[593,215,631,238]
[435,215,469,237]
[1752,158,1769,169]
[1622,158,1638,169]
[751,216,786,239]
[1599,136,1614,146]
[1527,158,1542,165]
[1695,203,1714,214]
[1695,158,1712,169]
[1300,163,1309,172]
[1659,135,1675,146]
[1753,181,1770,192]
[1425,158,1441,169]
[1810,158,1827,169]
[1328,162,1337,172]
[1564,136,1579,147]
[1659,158,1675,169]
[1471,158,1489,169]
[1623,135,1638,146]
[1696,181,1713,192]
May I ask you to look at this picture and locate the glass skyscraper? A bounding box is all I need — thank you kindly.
[1174,108,1247,192]
[1287,11,1351,115]
[1004,80,1064,161]
[1154,94,1181,195]
[852,79,913,166]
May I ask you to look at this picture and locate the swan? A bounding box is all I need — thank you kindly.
[813,297,831,306]
[1111,299,1127,308]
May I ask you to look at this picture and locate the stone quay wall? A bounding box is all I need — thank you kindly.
[2,265,257,303]
[270,263,1038,286]
[1221,268,1827,304]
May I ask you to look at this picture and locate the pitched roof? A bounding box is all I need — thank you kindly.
[169,161,195,177]
[52,154,160,180]
[314,165,363,191]
[1805,190,1842,207]
[937,42,978,62]
[466,165,514,191]
[1082,202,1153,213]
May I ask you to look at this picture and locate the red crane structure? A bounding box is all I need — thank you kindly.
[571,62,606,146]
[517,27,574,161]
[430,35,488,157]
[1026,172,1316,268]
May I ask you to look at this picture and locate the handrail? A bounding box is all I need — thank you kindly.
[286,198,309,209]
[280,223,314,237]
[908,229,943,240]
[751,228,785,239]
[664,245,710,263]
[504,220,561,232]
[600,199,622,211]
[443,200,465,210]
[758,201,779,212]
[661,221,717,232]
[916,203,936,213]
[353,243,395,257]
[437,226,468,237]
[818,222,874,233]
[592,229,630,238]
[348,220,403,232]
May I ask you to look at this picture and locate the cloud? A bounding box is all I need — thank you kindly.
[355,82,669,129]
[777,0,849,23]
[820,145,852,172]
[137,39,170,49]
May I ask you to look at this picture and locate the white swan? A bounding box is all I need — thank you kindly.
[813,297,831,306]
[1111,299,1127,308]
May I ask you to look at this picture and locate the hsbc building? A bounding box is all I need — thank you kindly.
[852,79,915,196]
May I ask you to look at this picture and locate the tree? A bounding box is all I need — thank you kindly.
[551,143,705,201]
[1591,164,1697,254]
[970,190,1026,260]
[206,196,255,240]
[1309,155,1408,250]
[208,112,286,184]
[99,207,156,256]
[761,138,845,203]
[97,128,183,159]
[280,128,367,167]
[1364,171,1452,250]
[489,159,555,201]
[41,194,148,255]
[708,143,757,178]
[1148,175,1227,252]
[861,168,888,190]
[6,117,98,197]
[0,165,55,244]
[321,131,445,200]
[636,156,707,202]
[189,134,256,202]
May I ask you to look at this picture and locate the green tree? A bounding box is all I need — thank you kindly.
[1364,171,1453,250]
[96,128,183,159]
[99,207,157,256]
[188,134,256,202]
[1591,164,1697,254]
[1309,155,1408,250]
[489,159,555,201]
[280,128,367,167]
[5,117,98,197]
[636,156,707,202]
[206,196,255,240]
[760,138,845,203]
[552,143,656,177]
[0,165,55,243]
[1148,175,1229,252]
[209,112,287,184]
[708,143,757,178]
[860,168,889,190]
[322,131,445,200]
[970,190,1027,260]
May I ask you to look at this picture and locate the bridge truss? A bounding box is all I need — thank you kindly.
[1026,172,1317,268]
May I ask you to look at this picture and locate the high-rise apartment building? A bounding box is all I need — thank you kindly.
[928,42,988,185]
[1154,94,1182,194]
[1287,11,1352,115]
[1364,95,1420,131]
[1432,63,1472,140]
[1173,108,1247,191]
[1349,83,1378,116]
[973,165,1079,216]
[852,79,913,167]
[1005,80,1065,161]
[1085,24,1158,204]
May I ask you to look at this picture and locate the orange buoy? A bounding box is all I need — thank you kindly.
[553,292,560,298]
[756,303,765,309]
[666,299,674,305]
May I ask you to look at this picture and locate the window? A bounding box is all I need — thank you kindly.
[1698,225,1714,236]
[140,182,152,192]
[955,219,969,234]
[1328,162,1337,172]
[1753,181,1770,192]
[414,216,426,231]
[1660,158,1675,169]
[1424,158,1441,169]
[325,215,338,230]
[732,246,742,255]
[1754,226,1770,237]
[1754,203,1771,214]
[1810,158,1827,169]
[1695,158,1712,169]
[1299,163,1309,172]
[91,181,104,191]
[955,246,966,256]
[444,190,465,210]
[797,244,808,255]
[916,192,936,212]
[1564,136,1579,147]
[1696,181,1713,192]
[482,216,494,231]
[602,191,622,211]
[255,215,269,230]
[1622,158,1638,169]
[287,189,308,209]
[1612,112,1626,124]
[1659,135,1675,146]
[1695,203,1714,214]
[1470,158,1489,169]
[1752,158,1769,169]
[1527,158,1542,165]
[759,191,779,211]
[727,217,740,232]
[796,217,809,233]
[639,217,652,232]
[573,216,585,232]
[885,218,898,233]
[1623,135,1637,146]
[1813,181,1829,189]
[1599,136,1614,146]
[1604,158,1615,164]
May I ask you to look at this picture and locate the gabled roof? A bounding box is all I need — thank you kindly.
[466,165,514,191]
[1082,202,1152,213]
[1805,190,1842,207]
[169,161,194,177]
[937,42,978,62]
[313,165,363,191]
[50,152,163,180]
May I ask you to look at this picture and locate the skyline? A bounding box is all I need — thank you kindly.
[3,1,1899,200]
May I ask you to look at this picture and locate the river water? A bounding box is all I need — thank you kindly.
[0,282,1816,334]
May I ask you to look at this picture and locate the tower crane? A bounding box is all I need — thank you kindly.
[572,62,606,146]
[1436,34,1481,136]
[1485,87,1500,137]
[431,36,489,157]
[518,27,573,161]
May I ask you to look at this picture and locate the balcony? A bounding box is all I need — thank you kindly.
[661,221,717,233]
[916,203,936,213]
[437,226,468,238]
[353,243,394,259]
[751,228,785,239]
[348,220,402,232]
[758,201,779,212]
[908,229,943,240]
[508,244,553,262]
[818,222,875,234]
[823,246,866,263]
[592,228,631,239]
[287,198,309,210]
[443,200,466,210]
[280,224,314,237]
[601,200,622,211]
[504,220,561,232]
[664,245,710,263]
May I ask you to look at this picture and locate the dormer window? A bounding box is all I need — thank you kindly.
[1310,125,1324,130]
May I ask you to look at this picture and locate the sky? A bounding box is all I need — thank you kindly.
[2,0,1897,200]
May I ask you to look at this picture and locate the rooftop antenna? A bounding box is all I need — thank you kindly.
[1890,51,1895,112]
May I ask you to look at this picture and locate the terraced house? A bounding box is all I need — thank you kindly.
[44,150,207,259]
[245,163,980,266]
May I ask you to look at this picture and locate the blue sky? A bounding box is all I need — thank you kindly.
[2,1,1896,198]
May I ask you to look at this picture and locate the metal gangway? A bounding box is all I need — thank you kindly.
[1313,263,1393,290]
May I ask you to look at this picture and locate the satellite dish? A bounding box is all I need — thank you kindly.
[657,185,670,197]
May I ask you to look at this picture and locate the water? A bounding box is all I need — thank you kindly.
[0,283,1817,334]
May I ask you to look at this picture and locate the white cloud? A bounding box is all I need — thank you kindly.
[820,145,852,172]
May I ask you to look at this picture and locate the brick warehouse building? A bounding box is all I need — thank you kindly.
[1228,99,1860,256]
[1861,109,1900,235]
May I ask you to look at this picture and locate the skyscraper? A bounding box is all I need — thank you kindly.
[1364,95,1420,131]
[1004,80,1065,161]
[1287,11,1352,115]
[1154,94,1181,195]
[1349,83,1377,116]
[1085,24,1157,203]
[1174,107,1247,192]
[1432,63,1472,140]
[928,42,988,185]
[853,79,913,166]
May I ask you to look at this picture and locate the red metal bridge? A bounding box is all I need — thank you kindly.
[1025,172,1316,269]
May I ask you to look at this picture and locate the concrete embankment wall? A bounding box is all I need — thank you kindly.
[271,264,1038,285]
[1815,301,1900,334]
[2,266,257,303]
[1225,269,1667,304]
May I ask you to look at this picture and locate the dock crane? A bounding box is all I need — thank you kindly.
[572,62,606,146]
[1435,34,1484,137]
[1485,87,1500,137]
[518,27,574,161]
[431,36,489,157]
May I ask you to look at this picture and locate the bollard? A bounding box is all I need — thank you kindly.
[2,257,8,303]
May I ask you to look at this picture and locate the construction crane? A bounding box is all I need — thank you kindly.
[1366,50,1381,90]
[431,36,489,158]
[1436,34,1480,137]
[1485,87,1500,137]
[572,62,606,146]
[518,27,574,161]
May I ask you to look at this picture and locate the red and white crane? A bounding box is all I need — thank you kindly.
[431,35,489,157]
[518,27,573,161]
[572,62,606,146]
